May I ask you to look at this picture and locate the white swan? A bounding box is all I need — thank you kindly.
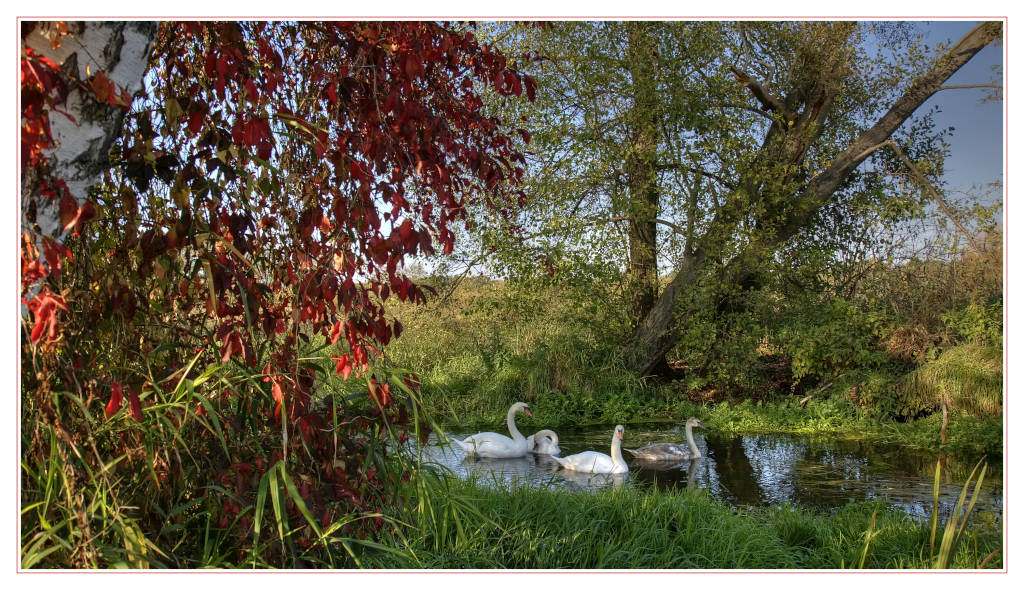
[527,429,561,455]
[450,402,532,458]
[552,424,627,474]
[625,417,704,460]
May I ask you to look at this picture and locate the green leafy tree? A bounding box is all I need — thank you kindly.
[481,21,1001,378]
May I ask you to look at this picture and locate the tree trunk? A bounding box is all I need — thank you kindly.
[628,21,1002,377]
[624,22,661,327]
[21,21,156,240]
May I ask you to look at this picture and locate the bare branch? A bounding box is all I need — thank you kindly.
[886,141,983,252]
[716,101,776,120]
[938,83,1001,91]
[851,140,895,163]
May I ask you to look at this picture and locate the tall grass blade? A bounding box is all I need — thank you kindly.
[956,462,987,539]
[858,509,878,568]
[929,458,941,554]
[267,462,287,554]
[934,457,986,568]
[252,464,271,567]
[195,391,229,457]
[978,547,1001,568]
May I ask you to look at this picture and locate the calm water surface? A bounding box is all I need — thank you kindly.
[414,426,1003,522]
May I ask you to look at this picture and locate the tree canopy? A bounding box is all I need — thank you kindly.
[469,21,1001,376]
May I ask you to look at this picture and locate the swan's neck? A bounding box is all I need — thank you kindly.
[685,424,701,458]
[610,434,625,467]
[507,408,524,441]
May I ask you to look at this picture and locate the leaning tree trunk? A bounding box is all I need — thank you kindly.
[21,21,155,245]
[628,21,1003,377]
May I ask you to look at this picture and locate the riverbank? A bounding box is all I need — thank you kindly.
[419,390,1003,459]
[362,471,1002,569]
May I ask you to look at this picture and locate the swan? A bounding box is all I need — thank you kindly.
[625,417,705,461]
[551,424,628,474]
[527,429,561,455]
[449,402,533,458]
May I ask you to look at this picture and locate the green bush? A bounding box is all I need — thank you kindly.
[775,298,889,386]
[942,299,1003,347]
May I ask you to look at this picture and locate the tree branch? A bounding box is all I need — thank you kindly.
[938,83,1001,91]
[654,162,736,190]
[886,141,983,251]
[729,65,787,115]
[799,21,1002,223]
[716,101,777,120]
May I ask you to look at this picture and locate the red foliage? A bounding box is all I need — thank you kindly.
[24,288,67,345]
[106,382,124,417]
[21,27,129,347]
[21,20,535,554]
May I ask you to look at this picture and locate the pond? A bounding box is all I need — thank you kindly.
[413,425,1003,523]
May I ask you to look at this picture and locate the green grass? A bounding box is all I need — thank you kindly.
[902,342,1003,419]
[677,396,1002,458]
[362,471,1002,569]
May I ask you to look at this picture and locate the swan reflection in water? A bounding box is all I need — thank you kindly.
[631,457,702,491]
[459,454,537,485]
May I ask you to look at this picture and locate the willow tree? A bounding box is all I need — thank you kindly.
[485,21,1001,377]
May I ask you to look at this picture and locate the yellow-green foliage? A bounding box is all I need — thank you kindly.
[901,342,1002,418]
[380,277,645,426]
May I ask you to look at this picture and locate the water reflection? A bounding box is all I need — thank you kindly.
[418,428,1003,522]
[417,436,627,490]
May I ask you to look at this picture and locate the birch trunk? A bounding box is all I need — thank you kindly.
[21,21,156,240]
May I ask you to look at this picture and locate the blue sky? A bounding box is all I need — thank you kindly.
[917,21,1004,200]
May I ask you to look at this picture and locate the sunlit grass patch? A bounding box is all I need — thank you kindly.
[901,342,1002,419]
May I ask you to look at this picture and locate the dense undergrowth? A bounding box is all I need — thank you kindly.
[376,276,1002,458]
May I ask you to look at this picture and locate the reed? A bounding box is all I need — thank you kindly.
[931,457,994,568]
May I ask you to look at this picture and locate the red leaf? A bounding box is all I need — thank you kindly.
[245,78,259,101]
[41,236,72,278]
[26,289,67,345]
[106,382,124,417]
[330,320,343,344]
[188,111,204,134]
[524,75,537,102]
[126,388,143,422]
[271,380,284,403]
[90,71,111,103]
[58,193,78,230]
[204,52,217,77]
[335,355,352,380]
[221,331,244,364]
[58,197,97,236]
[368,380,392,407]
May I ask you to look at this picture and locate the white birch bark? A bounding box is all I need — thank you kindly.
[21,21,156,239]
